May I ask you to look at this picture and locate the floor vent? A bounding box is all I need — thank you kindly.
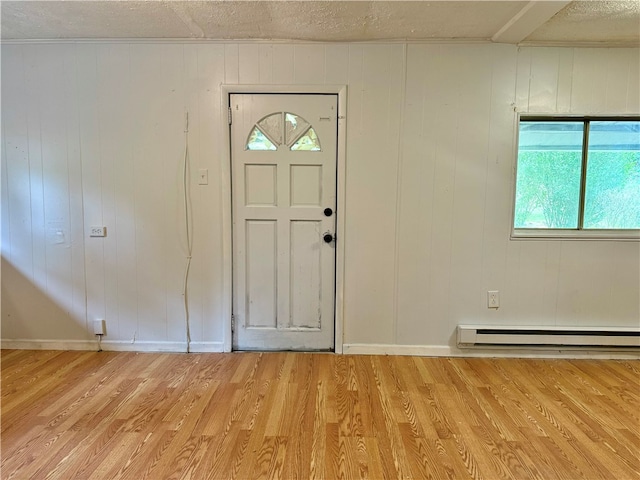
[457,325,640,348]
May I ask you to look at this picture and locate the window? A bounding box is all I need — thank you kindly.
[246,112,321,151]
[513,117,640,239]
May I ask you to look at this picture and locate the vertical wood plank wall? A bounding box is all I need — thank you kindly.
[1,43,639,352]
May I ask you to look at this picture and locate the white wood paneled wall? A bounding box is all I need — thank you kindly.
[392,45,640,353]
[510,47,639,330]
[2,42,638,353]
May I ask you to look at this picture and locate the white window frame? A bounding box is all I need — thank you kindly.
[511,114,640,241]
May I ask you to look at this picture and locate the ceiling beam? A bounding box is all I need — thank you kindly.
[492,0,571,44]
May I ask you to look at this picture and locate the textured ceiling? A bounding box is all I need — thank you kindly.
[1,1,639,45]
[526,0,640,44]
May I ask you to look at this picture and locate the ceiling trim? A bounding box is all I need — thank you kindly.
[2,37,636,49]
[492,0,571,44]
[0,38,496,46]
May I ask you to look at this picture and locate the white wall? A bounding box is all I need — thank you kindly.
[2,42,638,353]
[393,45,640,353]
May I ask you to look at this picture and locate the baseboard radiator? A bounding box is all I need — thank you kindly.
[457,325,640,348]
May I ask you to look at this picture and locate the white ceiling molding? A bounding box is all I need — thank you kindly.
[492,1,571,44]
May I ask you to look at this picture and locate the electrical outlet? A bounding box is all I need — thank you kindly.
[487,291,500,309]
[94,319,106,335]
[90,226,106,237]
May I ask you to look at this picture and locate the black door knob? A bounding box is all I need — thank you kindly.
[324,208,333,217]
[323,233,334,243]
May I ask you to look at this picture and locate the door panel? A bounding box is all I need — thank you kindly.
[231,93,338,351]
[245,165,277,206]
[290,165,322,206]
[290,220,322,329]
[245,220,277,328]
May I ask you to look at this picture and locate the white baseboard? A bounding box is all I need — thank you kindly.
[102,340,223,353]
[1,339,99,351]
[3,339,636,359]
[343,343,640,360]
[1,339,224,353]
[343,344,454,356]
[101,341,224,352]
[100,341,186,352]
[187,342,225,353]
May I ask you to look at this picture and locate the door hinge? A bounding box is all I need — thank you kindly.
[231,314,236,332]
[228,107,232,125]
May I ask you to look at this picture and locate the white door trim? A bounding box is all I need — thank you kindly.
[220,85,347,353]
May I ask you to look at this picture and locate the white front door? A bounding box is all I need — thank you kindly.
[230,94,338,351]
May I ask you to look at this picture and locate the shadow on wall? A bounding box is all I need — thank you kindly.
[1,257,89,342]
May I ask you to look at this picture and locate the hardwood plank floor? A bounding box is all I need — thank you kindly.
[1,350,638,479]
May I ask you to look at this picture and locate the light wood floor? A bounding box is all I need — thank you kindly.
[1,350,639,479]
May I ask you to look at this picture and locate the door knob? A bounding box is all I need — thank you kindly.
[324,208,333,217]
[323,232,334,243]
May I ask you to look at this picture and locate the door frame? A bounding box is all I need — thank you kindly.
[220,85,347,353]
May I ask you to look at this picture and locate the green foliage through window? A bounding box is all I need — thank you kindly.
[514,119,640,231]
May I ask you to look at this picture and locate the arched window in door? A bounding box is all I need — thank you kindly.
[246,112,321,151]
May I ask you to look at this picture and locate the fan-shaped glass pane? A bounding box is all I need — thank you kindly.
[258,113,283,146]
[291,127,321,151]
[285,113,310,146]
[247,127,276,151]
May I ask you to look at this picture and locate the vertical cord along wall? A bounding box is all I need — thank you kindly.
[183,112,193,352]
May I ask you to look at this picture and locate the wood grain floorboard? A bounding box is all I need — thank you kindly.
[1,350,638,479]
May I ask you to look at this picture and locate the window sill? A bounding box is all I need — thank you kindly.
[511,229,640,241]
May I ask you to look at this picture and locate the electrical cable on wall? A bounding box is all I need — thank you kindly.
[182,112,193,353]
